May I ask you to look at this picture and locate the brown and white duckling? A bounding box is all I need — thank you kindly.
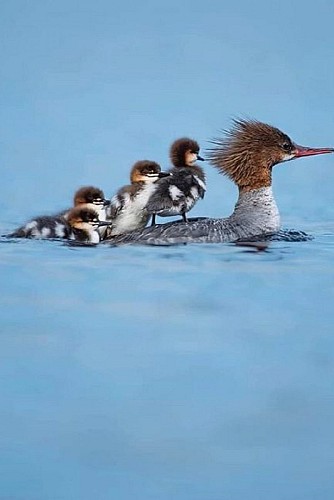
[67,206,111,244]
[106,160,170,236]
[145,138,206,224]
[59,186,110,240]
[61,186,110,222]
[9,206,110,243]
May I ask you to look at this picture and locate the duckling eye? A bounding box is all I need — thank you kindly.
[282,142,292,152]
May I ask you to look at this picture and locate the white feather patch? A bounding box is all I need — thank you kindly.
[190,186,199,199]
[88,231,100,244]
[55,223,66,238]
[41,227,51,238]
[25,221,37,231]
[110,183,156,235]
[168,185,183,201]
[194,175,206,191]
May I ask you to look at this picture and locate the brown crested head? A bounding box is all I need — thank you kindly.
[130,160,162,183]
[67,207,99,227]
[207,119,334,192]
[207,120,295,192]
[170,138,202,168]
[73,186,106,206]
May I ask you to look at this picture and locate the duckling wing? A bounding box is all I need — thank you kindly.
[107,186,133,220]
[107,198,122,219]
[145,177,187,214]
[170,168,206,200]
[192,174,206,199]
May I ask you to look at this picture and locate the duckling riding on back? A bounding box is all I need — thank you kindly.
[106,160,170,236]
[145,137,206,224]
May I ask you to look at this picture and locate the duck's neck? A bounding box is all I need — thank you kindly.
[231,186,280,234]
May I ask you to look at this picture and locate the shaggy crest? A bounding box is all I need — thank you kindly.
[170,138,201,168]
[207,119,294,190]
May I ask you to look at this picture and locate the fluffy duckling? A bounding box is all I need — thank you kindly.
[106,160,170,236]
[61,186,110,222]
[58,185,110,240]
[9,186,111,240]
[66,206,110,244]
[9,207,109,243]
[145,138,206,224]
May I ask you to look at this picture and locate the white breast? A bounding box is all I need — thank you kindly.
[110,184,156,235]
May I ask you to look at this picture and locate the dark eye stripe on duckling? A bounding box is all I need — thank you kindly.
[78,209,99,222]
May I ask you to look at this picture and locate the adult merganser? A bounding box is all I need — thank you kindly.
[109,119,333,245]
[106,160,170,236]
[9,207,110,243]
[146,138,206,225]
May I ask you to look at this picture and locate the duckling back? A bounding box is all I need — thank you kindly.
[9,215,71,239]
[146,165,206,219]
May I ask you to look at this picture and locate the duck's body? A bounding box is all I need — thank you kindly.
[106,160,169,236]
[146,138,206,224]
[111,186,279,245]
[110,120,333,245]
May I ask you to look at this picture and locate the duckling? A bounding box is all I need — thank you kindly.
[145,138,206,224]
[67,206,110,244]
[9,206,110,243]
[9,186,111,240]
[106,160,170,236]
[61,186,110,222]
[58,185,110,240]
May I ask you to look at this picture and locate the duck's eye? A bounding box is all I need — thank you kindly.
[282,142,292,152]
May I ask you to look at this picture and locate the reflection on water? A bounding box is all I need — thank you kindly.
[0,222,334,500]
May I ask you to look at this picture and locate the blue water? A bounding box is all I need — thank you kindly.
[1,214,334,500]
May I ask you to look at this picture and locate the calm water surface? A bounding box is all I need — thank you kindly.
[0,218,333,500]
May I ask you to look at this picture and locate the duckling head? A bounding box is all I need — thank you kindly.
[170,138,204,168]
[130,160,169,184]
